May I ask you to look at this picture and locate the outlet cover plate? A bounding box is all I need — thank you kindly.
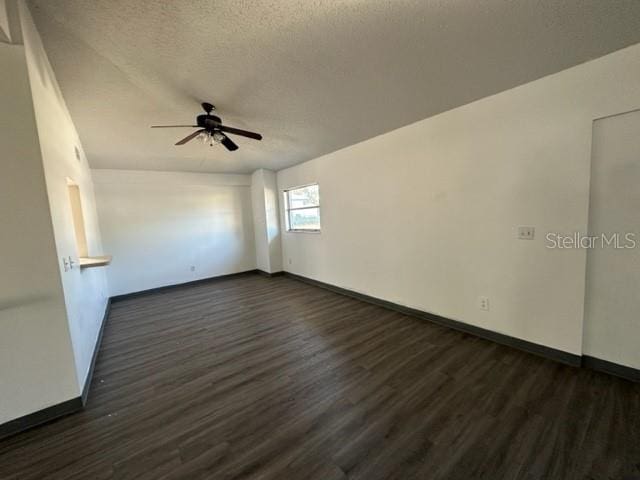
[478,296,490,311]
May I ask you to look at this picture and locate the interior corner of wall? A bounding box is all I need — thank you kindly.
[251,168,264,185]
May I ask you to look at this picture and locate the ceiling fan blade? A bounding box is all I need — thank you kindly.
[220,135,239,152]
[218,125,262,141]
[151,125,198,128]
[175,129,205,145]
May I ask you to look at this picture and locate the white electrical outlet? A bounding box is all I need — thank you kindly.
[478,296,490,311]
[288,258,292,265]
[517,226,535,240]
[190,266,195,272]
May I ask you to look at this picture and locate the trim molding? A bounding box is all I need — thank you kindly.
[256,270,285,278]
[2,270,260,439]
[0,397,82,441]
[583,355,640,383]
[82,299,111,405]
[111,269,260,302]
[284,272,582,367]
[1,298,112,440]
[4,270,637,440]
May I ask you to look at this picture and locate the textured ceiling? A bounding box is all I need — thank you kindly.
[28,0,640,174]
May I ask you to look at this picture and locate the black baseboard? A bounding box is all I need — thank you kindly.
[82,299,111,405]
[2,270,260,440]
[111,269,260,302]
[284,272,582,367]
[1,299,112,440]
[0,397,82,441]
[583,355,640,383]
[4,270,636,442]
[257,270,285,278]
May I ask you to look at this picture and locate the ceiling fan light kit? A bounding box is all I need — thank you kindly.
[198,131,226,146]
[150,102,262,152]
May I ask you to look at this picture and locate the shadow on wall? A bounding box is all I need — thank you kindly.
[93,176,256,297]
[0,293,55,312]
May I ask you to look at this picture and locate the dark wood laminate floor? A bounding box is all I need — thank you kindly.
[1,273,639,480]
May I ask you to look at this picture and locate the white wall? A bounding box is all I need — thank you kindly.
[93,170,256,297]
[0,40,78,423]
[278,43,640,357]
[251,169,283,273]
[251,170,270,272]
[583,109,640,369]
[263,170,283,273]
[20,2,110,390]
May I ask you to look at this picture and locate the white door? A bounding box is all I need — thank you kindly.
[583,109,640,370]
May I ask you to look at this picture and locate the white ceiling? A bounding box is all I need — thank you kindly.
[28,0,640,174]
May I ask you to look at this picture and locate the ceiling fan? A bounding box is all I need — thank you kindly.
[151,102,262,151]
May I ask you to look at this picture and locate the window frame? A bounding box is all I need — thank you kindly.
[283,183,321,233]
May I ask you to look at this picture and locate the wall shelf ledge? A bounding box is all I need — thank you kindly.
[79,255,112,269]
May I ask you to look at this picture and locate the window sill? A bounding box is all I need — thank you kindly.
[287,229,321,234]
[79,255,112,269]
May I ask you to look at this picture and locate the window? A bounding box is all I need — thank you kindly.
[284,184,321,232]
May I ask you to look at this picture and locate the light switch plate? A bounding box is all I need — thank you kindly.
[517,226,535,240]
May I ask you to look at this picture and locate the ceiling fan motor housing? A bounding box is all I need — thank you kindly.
[197,114,222,131]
